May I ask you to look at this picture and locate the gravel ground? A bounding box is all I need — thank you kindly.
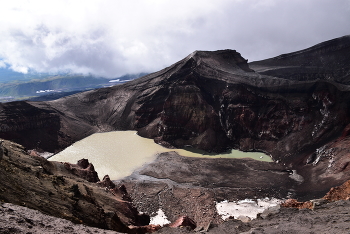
[155,200,350,234]
[0,203,123,234]
[2,200,350,234]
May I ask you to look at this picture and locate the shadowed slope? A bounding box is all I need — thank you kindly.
[250,35,350,84]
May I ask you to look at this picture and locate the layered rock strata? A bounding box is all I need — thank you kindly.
[0,36,349,167]
[0,139,154,233]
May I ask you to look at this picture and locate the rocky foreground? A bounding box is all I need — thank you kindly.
[0,202,124,234]
[2,199,350,234]
[1,139,350,233]
[156,200,350,234]
[0,139,157,233]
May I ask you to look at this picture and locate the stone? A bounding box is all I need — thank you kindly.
[97,175,116,189]
[0,140,3,160]
[63,159,100,183]
[236,215,251,223]
[0,139,148,233]
[281,199,314,209]
[168,216,196,229]
[323,180,350,201]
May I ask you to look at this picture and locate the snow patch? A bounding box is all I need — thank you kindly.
[109,79,120,82]
[38,152,54,159]
[149,208,170,226]
[216,198,281,220]
[36,89,55,94]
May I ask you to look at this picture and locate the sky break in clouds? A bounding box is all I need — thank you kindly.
[0,0,349,78]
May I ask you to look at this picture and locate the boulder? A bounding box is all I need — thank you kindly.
[64,158,100,183]
[168,216,197,229]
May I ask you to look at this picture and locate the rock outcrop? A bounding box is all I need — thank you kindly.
[168,216,196,229]
[64,158,100,183]
[0,139,153,233]
[0,202,125,234]
[0,140,3,160]
[118,152,299,228]
[281,199,314,209]
[323,179,350,201]
[249,35,350,84]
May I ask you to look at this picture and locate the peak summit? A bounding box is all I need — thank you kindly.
[183,49,253,73]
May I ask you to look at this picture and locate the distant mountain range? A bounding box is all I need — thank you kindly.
[0,68,147,102]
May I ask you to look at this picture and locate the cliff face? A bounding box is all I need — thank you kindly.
[0,102,61,152]
[249,35,350,83]
[0,37,350,182]
[0,139,153,233]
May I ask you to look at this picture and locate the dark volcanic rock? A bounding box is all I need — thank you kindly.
[64,158,100,183]
[118,152,298,228]
[0,140,3,160]
[1,36,350,233]
[250,35,350,84]
[1,37,350,165]
[153,200,350,234]
[118,151,350,228]
[0,101,62,152]
[0,139,150,233]
[1,36,350,224]
[98,175,117,189]
[0,202,124,234]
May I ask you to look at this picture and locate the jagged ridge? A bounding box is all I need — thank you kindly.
[0,36,350,193]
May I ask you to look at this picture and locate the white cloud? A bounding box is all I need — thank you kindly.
[0,0,349,78]
[0,60,6,68]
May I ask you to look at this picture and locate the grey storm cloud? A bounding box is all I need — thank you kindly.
[0,0,349,78]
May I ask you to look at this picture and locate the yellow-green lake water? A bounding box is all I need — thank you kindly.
[50,131,272,180]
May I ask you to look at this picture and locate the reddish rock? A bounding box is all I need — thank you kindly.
[281,179,350,210]
[97,175,133,202]
[281,199,313,209]
[323,180,350,201]
[64,158,100,183]
[129,224,161,233]
[168,216,197,230]
[97,175,116,189]
[28,149,40,157]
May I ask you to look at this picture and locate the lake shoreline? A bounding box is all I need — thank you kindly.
[50,130,272,180]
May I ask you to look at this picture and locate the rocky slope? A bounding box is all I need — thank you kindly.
[117,152,296,228]
[155,200,350,234]
[0,139,156,233]
[0,38,349,159]
[0,202,125,234]
[1,36,350,194]
[2,199,350,234]
[1,35,350,232]
[250,35,350,84]
[1,139,350,233]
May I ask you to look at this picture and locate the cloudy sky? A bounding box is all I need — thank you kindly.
[0,0,349,78]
